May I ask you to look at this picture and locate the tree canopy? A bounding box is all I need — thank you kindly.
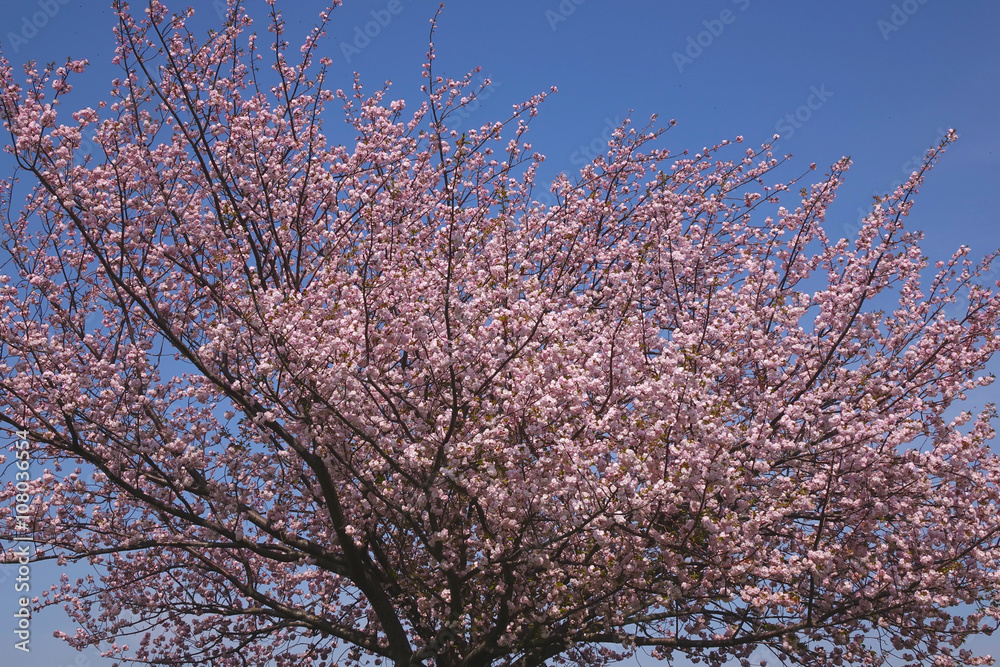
[1,2,999,666]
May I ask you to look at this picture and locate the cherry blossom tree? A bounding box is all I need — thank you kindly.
[1,1,999,666]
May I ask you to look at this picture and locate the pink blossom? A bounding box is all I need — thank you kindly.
[0,3,997,667]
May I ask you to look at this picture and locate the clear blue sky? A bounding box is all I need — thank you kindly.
[1,1,999,665]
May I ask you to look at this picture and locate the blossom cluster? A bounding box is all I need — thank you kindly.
[0,2,998,666]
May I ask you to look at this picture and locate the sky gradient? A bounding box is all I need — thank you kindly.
[1,0,999,664]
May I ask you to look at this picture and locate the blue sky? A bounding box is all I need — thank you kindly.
[1,0,999,665]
